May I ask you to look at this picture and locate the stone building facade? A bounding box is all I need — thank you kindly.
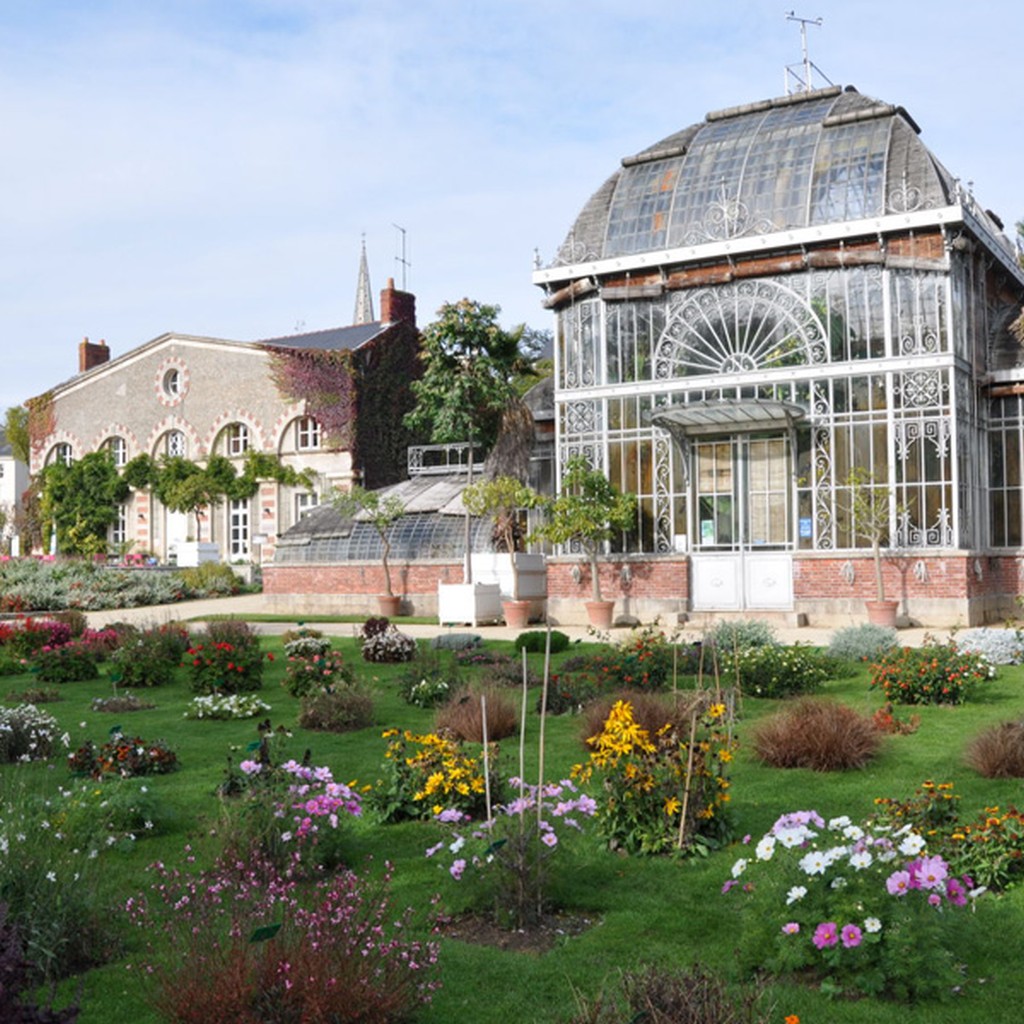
[28,280,419,564]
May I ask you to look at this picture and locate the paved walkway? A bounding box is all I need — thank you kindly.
[85,593,961,648]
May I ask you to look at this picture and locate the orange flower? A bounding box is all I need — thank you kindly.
[785,1016,800,1024]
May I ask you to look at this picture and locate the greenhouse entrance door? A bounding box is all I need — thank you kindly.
[690,435,793,611]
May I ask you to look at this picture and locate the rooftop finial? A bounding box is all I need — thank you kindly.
[353,235,375,324]
[784,11,833,95]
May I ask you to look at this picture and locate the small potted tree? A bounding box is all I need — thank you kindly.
[462,474,542,629]
[846,467,903,628]
[332,486,407,616]
[531,456,636,629]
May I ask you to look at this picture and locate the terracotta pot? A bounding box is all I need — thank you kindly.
[377,594,402,618]
[865,599,898,628]
[502,599,532,630]
[585,599,615,630]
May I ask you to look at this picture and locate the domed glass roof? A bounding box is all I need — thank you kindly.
[556,86,956,264]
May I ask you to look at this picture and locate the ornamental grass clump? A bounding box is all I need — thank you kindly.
[573,693,737,855]
[126,850,440,1024]
[965,719,1024,777]
[368,729,497,824]
[434,686,518,742]
[870,639,994,705]
[297,685,374,733]
[751,698,882,772]
[428,778,597,929]
[725,809,983,1001]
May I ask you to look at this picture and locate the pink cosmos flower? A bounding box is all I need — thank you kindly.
[886,870,911,896]
[721,879,738,895]
[450,858,466,880]
[946,877,967,906]
[916,854,949,890]
[812,922,838,949]
[781,922,800,935]
[840,924,862,948]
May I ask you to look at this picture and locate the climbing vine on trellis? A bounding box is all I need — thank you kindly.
[263,347,357,448]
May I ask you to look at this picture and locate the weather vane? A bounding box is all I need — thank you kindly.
[784,11,833,95]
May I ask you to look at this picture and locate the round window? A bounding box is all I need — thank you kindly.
[162,368,183,398]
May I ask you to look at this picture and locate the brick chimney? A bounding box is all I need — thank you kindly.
[78,337,110,372]
[379,279,416,326]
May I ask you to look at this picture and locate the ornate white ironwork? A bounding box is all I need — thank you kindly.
[653,430,675,553]
[887,174,924,214]
[655,280,827,379]
[895,369,945,408]
[840,561,855,584]
[899,314,939,355]
[682,181,776,244]
[894,418,951,462]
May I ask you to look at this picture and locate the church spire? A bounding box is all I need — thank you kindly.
[353,236,375,324]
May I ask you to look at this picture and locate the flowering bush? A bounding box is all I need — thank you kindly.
[184,693,272,720]
[869,640,994,705]
[184,639,268,694]
[719,643,830,699]
[108,629,180,688]
[282,649,353,698]
[369,729,497,824]
[126,850,439,1023]
[68,729,178,779]
[283,633,333,660]
[361,625,417,664]
[428,777,596,928]
[871,701,921,735]
[1,618,73,659]
[726,809,983,1000]
[954,627,1024,665]
[573,695,736,855]
[298,685,374,733]
[31,640,101,684]
[0,704,61,763]
[537,670,602,715]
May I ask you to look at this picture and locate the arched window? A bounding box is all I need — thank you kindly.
[48,442,73,467]
[165,430,186,458]
[105,436,127,468]
[225,423,250,457]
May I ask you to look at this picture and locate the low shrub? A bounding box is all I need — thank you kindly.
[369,728,498,823]
[283,633,332,659]
[5,619,73,659]
[4,687,61,704]
[184,693,271,720]
[481,655,542,689]
[59,775,168,846]
[751,698,882,771]
[185,621,266,694]
[0,704,59,763]
[965,720,1024,778]
[92,693,156,713]
[51,607,88,637]
[429,632,482,651]
[538,670,603,715]
[32,641,101,684]
[298,685,375,733]
[514,629,570,654]
[870,640,994,705]
[720,643,831,698]
[281,624,324,645]
[566,962,771,1024]
[175,561,242,596]
[360,616,391,639]
[827,622,898,662]
[361,625,417,663]
[434,686,519,742]
[955,627,1024,665]
[397,650,461,708]
[946,805,1024,891]
[67,730,178,779]
[108,629,179,688]
[703,618,777,652]
[282,649,353,698]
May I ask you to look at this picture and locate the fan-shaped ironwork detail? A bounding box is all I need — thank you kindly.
[655,280,827,378]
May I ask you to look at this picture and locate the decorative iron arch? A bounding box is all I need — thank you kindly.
[655,279,828,378]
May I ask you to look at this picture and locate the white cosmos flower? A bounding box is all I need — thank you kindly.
[828,815,851,830]
[786,885,808,904]
[731,858,749,878]
[849,850,873,870]
[799,850,827,876]
[864,917,882,933]
[898,833,926,856]
[755,836,776,861]
[842,824,865,841]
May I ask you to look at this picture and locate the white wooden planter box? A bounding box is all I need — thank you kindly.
[437,582,502,626]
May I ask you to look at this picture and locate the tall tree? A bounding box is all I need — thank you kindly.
[2,406,29,464]
[404,299,538,452]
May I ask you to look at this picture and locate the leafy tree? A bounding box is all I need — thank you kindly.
[39,450,129,556]
[332,486,407,597]
[530,456,636,604]
[404,299,539,452]
[2,406,29,464]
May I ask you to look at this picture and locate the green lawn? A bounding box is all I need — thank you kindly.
[5,631,1024,1024]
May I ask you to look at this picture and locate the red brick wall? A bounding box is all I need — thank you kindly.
[263,561,464,598]
[545,557,689,600]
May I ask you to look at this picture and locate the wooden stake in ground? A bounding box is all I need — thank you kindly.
[676,708,699,850]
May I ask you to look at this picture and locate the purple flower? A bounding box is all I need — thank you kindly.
[721,879,738,895]
[449,858,466,880]
[946,877,967,907]
[812,922,838,949]
[781,921,800,935]
[886,870,911,896]
[540,831,558,848]
[928,893,942,907]
[916,854,949,891]
[840,924,862,948]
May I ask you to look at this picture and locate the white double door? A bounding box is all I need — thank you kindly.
[690,435,794,611]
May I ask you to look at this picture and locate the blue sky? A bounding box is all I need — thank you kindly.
[1,0,1021,411]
